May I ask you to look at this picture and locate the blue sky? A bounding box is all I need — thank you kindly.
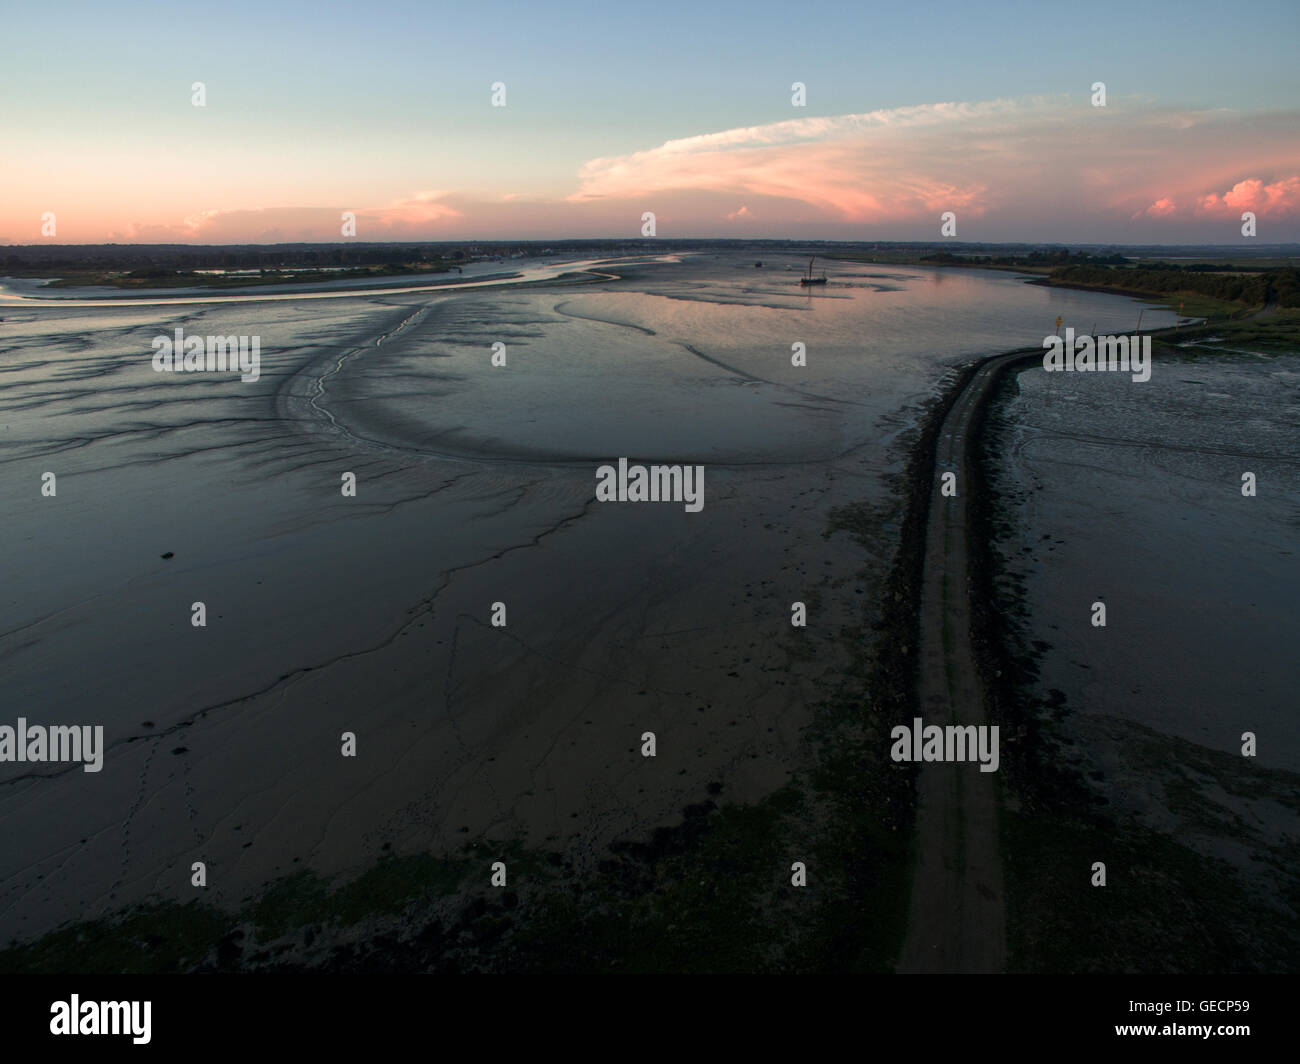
[3,0,1298,242]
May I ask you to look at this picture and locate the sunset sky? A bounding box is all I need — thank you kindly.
[3,0,1299,244]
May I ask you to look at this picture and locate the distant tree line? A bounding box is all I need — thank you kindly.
[0,239,679,274]
[1050,265,1300,307]
[1,244,468,273]
[920,249,1130,267]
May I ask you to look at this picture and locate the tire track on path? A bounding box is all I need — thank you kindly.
[897,347,1035,974]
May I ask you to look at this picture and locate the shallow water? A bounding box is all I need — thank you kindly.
[320,253,1179,464]
[0,251,1184,938]
[993,349,1300,769]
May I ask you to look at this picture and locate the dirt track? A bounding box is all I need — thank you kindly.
[894,307,1227,972]
[896,348,1037,974]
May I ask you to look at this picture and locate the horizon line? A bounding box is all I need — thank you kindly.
[6,239,1300,251]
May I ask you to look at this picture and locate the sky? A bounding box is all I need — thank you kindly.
[2,0,1299,245]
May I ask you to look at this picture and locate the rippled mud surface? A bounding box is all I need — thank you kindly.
[989,346,1300,930]
[0,252,1179,941]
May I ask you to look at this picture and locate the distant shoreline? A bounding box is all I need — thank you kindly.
[1020,275,1246,316]
[0,262,630,307]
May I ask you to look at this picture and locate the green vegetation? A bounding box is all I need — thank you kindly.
[1165,308,1300,350]
[1004,804,1299,973]
[823,248,1300,318]
[922,249,1130,268]
[824,248,1130,272]
[0,740,912,973]
[0,901,230,975]
[999,711,1300,973]
[1047,264,1300,310]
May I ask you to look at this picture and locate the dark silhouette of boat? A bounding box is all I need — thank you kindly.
[799,257,827,285]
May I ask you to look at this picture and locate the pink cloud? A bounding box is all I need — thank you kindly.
[569,101,1014,221]
[11,98,1299,242]
[1134,196,1178,219]
[563,99,1300,238]
[1187,177,1300,219]
[1197,176,1300,215]
[109,193,462,243]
